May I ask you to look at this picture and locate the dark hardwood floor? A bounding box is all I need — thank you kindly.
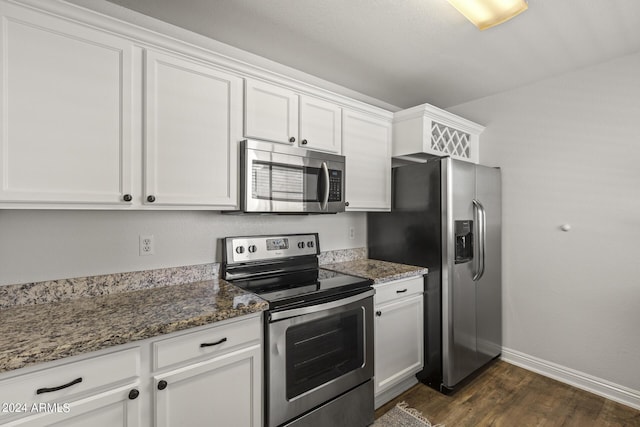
[375,361,640,426]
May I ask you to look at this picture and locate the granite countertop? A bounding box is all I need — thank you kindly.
[0,280,267,374]
[321,259,428,284]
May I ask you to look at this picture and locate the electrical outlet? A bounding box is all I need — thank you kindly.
[348,227,355,240]
[139,235,154,256]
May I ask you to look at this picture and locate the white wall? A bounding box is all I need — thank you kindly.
[448,52,640,394]
[0,210,366,286]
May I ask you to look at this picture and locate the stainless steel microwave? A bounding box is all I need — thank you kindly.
[239,139,346,214]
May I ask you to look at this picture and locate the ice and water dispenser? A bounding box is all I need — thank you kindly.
[454,220,473,264]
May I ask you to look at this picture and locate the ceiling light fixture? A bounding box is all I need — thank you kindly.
[447,0,528,30]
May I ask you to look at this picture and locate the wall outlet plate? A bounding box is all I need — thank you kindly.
[139,235,155,256]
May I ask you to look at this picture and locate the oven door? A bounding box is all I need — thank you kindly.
[241,140,345,213]
[266,289,374,427]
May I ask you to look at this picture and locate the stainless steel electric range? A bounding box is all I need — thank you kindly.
[222,233,374,427]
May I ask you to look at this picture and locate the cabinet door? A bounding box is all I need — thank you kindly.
[155,344,261,427]
[299,95,341,153]
[244,79,298,145]
[0,2,133,206]
[11,385,141,427]
[374,294,424,395]
[144,50,242,208]
[342,109,392,211]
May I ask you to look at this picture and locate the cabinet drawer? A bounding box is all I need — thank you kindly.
[0,347,139,414]
[374,276,424,305]
[152,317,261,371]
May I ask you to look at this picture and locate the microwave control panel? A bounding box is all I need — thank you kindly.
[328,170,343,202]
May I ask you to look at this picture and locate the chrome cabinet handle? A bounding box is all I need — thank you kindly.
[472,199,486,281]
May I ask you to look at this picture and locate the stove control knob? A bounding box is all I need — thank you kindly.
[235,246,245,254]
[297,242,305,249]
[248,245,257,253]
[307,241,314,248]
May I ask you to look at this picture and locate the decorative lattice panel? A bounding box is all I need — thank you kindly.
[430,122,471,159]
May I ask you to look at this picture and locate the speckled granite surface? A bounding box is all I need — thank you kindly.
[318,248,367,265]
[321,259,428,284]
[0,263,219,309]
[0,279,267,374]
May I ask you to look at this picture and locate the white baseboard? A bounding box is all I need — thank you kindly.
[501,347,640,411]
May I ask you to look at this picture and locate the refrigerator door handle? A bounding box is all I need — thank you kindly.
[472,199,486,281]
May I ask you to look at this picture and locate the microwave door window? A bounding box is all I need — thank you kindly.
[252,162,305,202]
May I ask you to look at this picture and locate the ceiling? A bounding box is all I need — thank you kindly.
[104,0,640,110]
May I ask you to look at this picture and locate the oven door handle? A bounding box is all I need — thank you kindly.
[269,289,374,322]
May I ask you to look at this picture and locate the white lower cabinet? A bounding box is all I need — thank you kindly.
[11,385,141,427]
[153,345,261,427]
[151,316,262,427]
[0,348,141,426]
[0,314,262,427]
[373,276,424,408]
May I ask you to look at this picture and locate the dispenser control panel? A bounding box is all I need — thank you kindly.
[454,220,474,264]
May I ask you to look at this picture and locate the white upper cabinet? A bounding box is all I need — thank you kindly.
[244,79,342,153]
[244,79,299,145]
[0,2,134,206]
[299,95,342,153]
[144,50,242,208]
[342,109,392,211]
[393,103,484,164]
[0,1,394,209]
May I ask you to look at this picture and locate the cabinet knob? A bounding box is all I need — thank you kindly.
[301,139,308,145]
[289,137,296,143]
[345,201,350,207]
[147,195,156,203]
[157,380,168,390]
[128,389,139,400]
[123,194,132,202]
[375,311,382,317]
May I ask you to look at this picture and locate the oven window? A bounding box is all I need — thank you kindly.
[285,309,364,399]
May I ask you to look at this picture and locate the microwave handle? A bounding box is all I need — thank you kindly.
[319,162,330,210]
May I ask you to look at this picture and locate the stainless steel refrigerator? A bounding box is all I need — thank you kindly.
[368,157,501,393]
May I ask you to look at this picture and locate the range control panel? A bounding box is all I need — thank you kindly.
[224,233,320,263]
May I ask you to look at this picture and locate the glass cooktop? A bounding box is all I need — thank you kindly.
[228,268,371,310]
